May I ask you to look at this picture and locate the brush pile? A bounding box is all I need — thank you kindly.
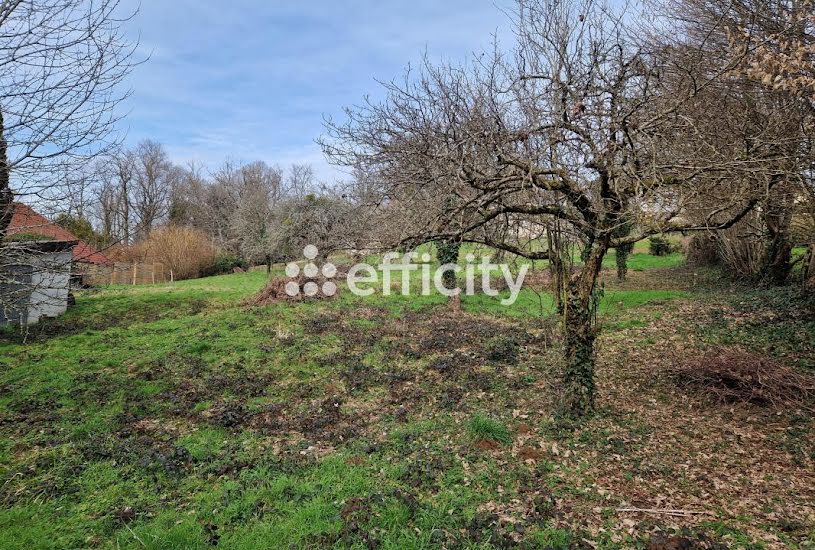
[670,349,815,411]
[243,273,338,306]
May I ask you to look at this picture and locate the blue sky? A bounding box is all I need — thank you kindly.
[118,1,512,182]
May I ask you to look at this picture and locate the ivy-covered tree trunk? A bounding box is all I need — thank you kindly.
[0,108,13,245]
[580,235,595,263]
[615,243,633,282]
[562,242,607,417]
[806,244,815,288]
[437,239,460,290]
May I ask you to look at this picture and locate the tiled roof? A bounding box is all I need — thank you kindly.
[6,202,112,265]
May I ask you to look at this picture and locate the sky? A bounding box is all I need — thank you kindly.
[117,0,513,182]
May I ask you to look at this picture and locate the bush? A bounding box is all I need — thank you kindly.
[54,213,106,248]
[683,220,766,280]
[790,213,815,247]
[714,224,765,280]
[141,226,219,280]
[648,235,675,256]
[202,255,249,277]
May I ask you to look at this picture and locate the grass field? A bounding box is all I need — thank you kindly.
[0,253,813,549]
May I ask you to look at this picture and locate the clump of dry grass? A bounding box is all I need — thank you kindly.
[670,349,815,411]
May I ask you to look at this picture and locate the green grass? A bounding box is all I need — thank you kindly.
[603,250,685,271]
[460,287,689,318]
[467,413,513,445]
[530,526,573,548]
[0,251,810,549]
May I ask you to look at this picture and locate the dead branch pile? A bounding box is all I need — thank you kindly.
[242,274,338,306]
[670,350,815,411]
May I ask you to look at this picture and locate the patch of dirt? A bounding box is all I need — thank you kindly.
[463,510,532,548]
[249,403,286,433]
[485,336,521,365]
[517,446,546,461]
[0,397,62,436]
[382,310,527,359]
[427,351,479,376]
[397,456,450,489]
[473,438,502,451]
[76,431,194,477]
[203,400,251,428]
[339,363,415,395]
[141,444,193,475]
[648,530,727,550]
[302,313,342,334]
[299,395,342,432]
[438,385,465,409]
[139,355,277,418]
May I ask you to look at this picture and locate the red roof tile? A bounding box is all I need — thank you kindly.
[6,202,111,265]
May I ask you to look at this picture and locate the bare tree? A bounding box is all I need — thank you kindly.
[131,140,175,240]
[232,161,283,270]
[322,0,786,416]
[286,163,315,198]
[167,161,207,225]
[92,149,136,245]
[190,161,242,250]
[731,0,815,100]
[94,176,119,245]
[0,0,138,241]
[271,190,356,262]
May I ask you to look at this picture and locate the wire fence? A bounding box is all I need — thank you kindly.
[81,262,172,287]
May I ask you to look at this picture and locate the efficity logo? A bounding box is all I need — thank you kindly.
[285,245,529,305]
[284,244,338,298]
